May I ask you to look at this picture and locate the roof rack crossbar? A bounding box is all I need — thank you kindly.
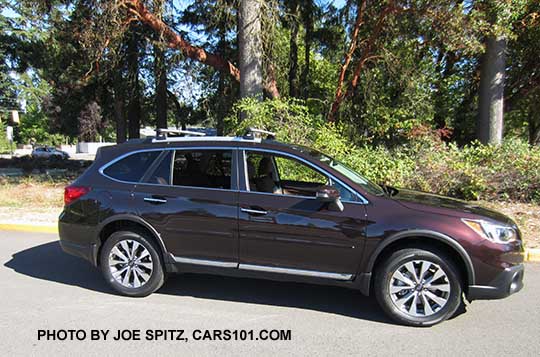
[244,127,276,140]
[156,128,206,139]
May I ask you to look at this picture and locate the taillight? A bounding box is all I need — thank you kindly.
[64,186,91,205]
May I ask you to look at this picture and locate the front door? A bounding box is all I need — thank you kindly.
[133,148,239,266]
[238,150,367,279]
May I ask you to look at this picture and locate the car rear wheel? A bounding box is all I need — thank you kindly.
[100,230,165,297]
[374,248,462,327]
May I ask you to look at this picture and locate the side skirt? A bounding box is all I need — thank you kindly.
[166,255,370,295]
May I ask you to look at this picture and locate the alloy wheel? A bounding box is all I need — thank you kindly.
[108,239,154,288]
[389,260,451,317]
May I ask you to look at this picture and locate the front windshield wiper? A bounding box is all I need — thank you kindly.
[380,184,398,197]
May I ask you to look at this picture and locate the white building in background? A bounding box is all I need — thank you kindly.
[75,126,216,155]
[76,142,114,155]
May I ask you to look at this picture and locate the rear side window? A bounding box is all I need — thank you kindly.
[172,150,232,189]
[103,151,160,182]
[146,151,173,185]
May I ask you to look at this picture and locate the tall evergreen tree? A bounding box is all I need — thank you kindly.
[239,0,263,99]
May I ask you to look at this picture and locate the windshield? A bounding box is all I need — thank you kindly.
[314,152,385,196]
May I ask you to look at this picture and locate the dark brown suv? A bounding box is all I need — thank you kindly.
[59,129,525,326]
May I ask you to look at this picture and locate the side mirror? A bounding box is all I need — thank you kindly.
[316,186,344,212]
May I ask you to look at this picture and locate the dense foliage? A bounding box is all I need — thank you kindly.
[0,0,538,144]
[228,98,540,202]
[0,1,539,201]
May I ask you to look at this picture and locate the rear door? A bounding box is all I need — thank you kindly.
[133,147,239,267]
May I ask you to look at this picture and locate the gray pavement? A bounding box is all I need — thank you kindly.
[1,230,539,356]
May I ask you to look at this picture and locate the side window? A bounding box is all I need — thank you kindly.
[146,151,173,185]
[246,151,356,201]
[245,152,280,194]
[172,150,232,189]
[275,155,357,201]
[331,180,355,202]
[246,151,327,196]
[274,156,326,184]
[103,151,160,182]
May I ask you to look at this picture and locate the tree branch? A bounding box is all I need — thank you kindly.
[328,1,396,121]
[126,0,240,81]
[125,0,279,99]
[332,0,367,111]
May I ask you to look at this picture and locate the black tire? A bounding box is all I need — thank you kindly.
[374,248,462,327]
[100,230,165,297]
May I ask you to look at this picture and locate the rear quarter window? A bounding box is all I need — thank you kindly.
[103,151,160,182]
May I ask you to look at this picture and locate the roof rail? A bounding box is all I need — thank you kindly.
[244,127,276,140]
[155,128,206,140]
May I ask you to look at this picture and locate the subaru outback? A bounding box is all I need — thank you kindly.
[59,128,525,326]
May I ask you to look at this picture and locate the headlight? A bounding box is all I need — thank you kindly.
[462,219,517,244]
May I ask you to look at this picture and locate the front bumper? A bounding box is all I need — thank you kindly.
[467,264,524,300]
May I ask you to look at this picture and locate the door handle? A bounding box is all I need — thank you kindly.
[241,208,268,215]
[144,196,168,204]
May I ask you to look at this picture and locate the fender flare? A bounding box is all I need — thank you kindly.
[366,229,475,285]
[97,214,170,261]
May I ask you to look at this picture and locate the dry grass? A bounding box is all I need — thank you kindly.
[0,178,67,224]
[0,179,65,209]
[0,179,538,248]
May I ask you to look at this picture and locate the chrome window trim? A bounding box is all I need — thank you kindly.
[171,255,238,268]
[98,145,369,204]
[241,148,369,204]
[98,146,238,191]
[238,264,353,280]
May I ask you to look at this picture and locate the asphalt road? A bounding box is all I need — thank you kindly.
[1,231,539,356]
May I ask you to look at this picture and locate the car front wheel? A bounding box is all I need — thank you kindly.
[374,248,462,327]
[100,230,165,297]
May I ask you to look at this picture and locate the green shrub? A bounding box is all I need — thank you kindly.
[17,106,68,146]
[226,98,540,203]
[0,120,12,154]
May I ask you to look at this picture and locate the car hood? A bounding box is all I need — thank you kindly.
[391,188,512,224]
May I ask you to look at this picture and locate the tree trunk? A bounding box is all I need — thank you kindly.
[329,0,367,122]
[264,63,281,99]
[329,2,398,122]
[477,35,507,145]
[154,44,168,129]
[238,0,263,99]
[167,90,186,130]
[217,73,226,135]
[528,109,540,146]
[127,29,141,139]
[288,0,299,98]
[433,51,457,129]
[113,91,127,143]
[301,0,313,99]
[216,26,228,135]
[112,67,127,143]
